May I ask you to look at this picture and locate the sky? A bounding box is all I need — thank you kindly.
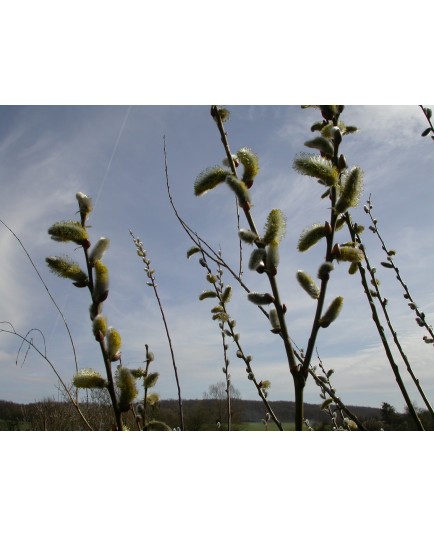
[1,104,434,413]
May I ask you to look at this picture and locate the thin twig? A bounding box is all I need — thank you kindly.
[344,218,425,430]
[351,209,433,419]
[0,218,79,373]
[365,195,434,343]
[0,321,93,430]
[419,105,434,142]
[197,249,284,430]
[130,231,185,431]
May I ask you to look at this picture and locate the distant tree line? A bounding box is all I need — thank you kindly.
[2,393,430,431]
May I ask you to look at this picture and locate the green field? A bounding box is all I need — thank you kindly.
[0,419,31,431]
[1,419,301,431]
[234,422,298,431]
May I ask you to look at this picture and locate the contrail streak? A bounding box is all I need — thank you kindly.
[47,106,132,353]
[94,105,132,209]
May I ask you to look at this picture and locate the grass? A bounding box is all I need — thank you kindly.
[0,419,31,431]
[239,422,301,431]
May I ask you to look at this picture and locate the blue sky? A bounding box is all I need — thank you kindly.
[1,104,434,412]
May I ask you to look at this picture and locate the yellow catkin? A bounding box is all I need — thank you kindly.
[334,167,363,214]
[116,367,139,411]
[293,153,339,186]
[106,327,122,359]
[194,166,228,196]
[237,147,259,188]
[319,297,344,328]
[73,369,107,389]
[48,220,89,245]
[262,209,286,245]
[298,223,328,252]
[296,270,320,299]
[94,260,109,303]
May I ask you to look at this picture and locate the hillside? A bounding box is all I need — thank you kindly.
[0,397,385,431]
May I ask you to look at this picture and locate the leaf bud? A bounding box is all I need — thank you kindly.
[116,367,139,411]
[296,270,320,299]
[144,372,160,389]
[333,127,342,144]
[222,155,239,167]
[310,121,324,132]
[48,220,89,247]
[298,223,328,252]
[332,245,364,263]
[348,262,358,275]
[266,241,280,273]
[247,292,275,305]
[93,260,109,303]
[319,297,344,328]
[236,147,259,188]
[212,312,230,323]
[46,255,88,286]
[321,398,333,411]
[293,153,338,186]
[146,393,160,406]
[317,262,334,281]
[262,209,286,246]
[334,167,363,214]
[92,314,108,341]
[73,368,107,389]
[344,418,358,430]
[210,106,230,123]
[199,290,218,300]
[76,192,93,223]
[110,352,121,363]
[248,248,266,271]
[206,273,218,284]
[225,175,251,211]
[221,285,232,304]
[239,229,259,244]
[89,237,110,265]
[89,302,102,321]
[269,308,281,331]
[194,166,228,196]
[304,136,334,157]
[319,105,338,121]
[106,327,122,361]
[338,154,347,170]
[187,246,201,259]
